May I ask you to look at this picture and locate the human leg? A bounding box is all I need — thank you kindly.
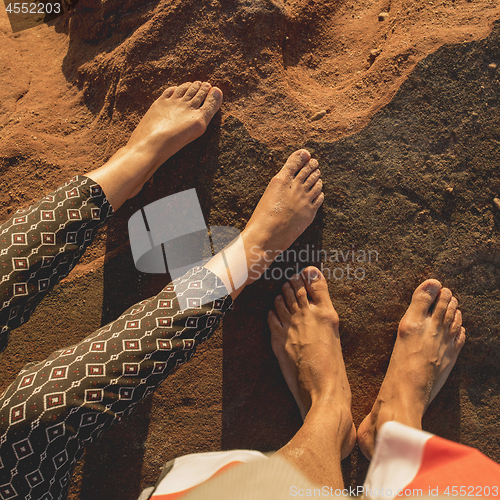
[0,266,231,500]
[0,176,113,352]
[268,267,356,489]
[0,150,324,499]
[0,82,222,353]
[357,279,466,460]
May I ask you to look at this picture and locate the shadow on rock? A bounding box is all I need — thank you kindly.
[57,0,288,121]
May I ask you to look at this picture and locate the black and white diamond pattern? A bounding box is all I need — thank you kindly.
[45,423,65,442]
[0,176,113,352]
[9,403,25,426]
[0,267,231,498]
[25,470,43,488]
[12,439,33,460]
[0,483,17,499]
[0,178,231,500]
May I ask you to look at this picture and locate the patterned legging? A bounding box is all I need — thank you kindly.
[0,176,232,500]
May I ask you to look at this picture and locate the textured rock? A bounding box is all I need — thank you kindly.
[61,0,500,148]
[310,109,327,121]
[1,1,500,499]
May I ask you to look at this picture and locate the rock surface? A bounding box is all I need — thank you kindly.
[0,1,500,499]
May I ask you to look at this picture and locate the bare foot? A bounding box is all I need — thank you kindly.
[268,267,356,459]
[86,81,223,208]
[241,149,324,282]
[205,149,324,300]
[126,81,223,194]
[357,279,466,460]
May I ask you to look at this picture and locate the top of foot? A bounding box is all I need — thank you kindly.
[204,150,324,299]
[241,149,324,282]
[127,81,223,174]
[357,279,466,460]
[85,82,223,209]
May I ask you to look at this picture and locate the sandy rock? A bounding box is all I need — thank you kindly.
[494,197,500,210]
[369,48,382,65]
[310,110,327,122]
[378,12,389,21]
[1,2,500,499]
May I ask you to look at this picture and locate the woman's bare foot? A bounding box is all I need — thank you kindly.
[204,150,324,300]
[86,81,223,209]
[269,267,356,460]
[357,279,466,460]
[242,149,324,279]
[125,82,223,192]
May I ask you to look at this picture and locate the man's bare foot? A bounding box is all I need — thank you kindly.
[204,150,324,300]
[357,279,466,460]
[269,267,356,460]
[86,81,223,209]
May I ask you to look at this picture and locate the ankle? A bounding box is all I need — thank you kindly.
[118,143,160,174]
[305,401,353,452]
[241,228,280,282]
[372,392,424,433]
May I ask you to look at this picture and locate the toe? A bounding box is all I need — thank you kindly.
[280,150,311,179]
[444,297,458,328]
[183,81,203,100]
[191,81,212,107]
[312,192,325,209]
[268,310,284,335]
[433,288,453,323]
[449,308,462,336]
[455,326,466,350]
[409,279,442,317]
[282,282,299,311]
[172,82,192,98]
[302,267,329,305]
[295,158,319,183]
[275,295,291,324]
[308,178,323,201]
[289,274,309,309]
[161,86,176,99]
[303,168,320,190]
[199,86,223,120]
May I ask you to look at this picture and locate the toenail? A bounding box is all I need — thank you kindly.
[308,269,319,281]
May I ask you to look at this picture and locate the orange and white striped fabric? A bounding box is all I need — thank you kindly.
[364,421,500,499]
[150,450,268,500]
